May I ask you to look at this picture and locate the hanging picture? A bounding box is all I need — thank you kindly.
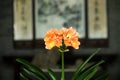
[14,0,33,40]
[88,0,108,39]
[35,0,86,39]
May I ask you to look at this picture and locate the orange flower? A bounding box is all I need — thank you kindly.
[44,29,62,49]
[44,27,80,50]
[60,27,80,49]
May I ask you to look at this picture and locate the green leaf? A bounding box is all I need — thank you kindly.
[94,71,109,80]
[16,58,48,80]
[71,48,101,80]
[48,68,59,80]
[22,67,43,80]
[83,68,98,80]
[76,60,104,80]
[19,72,29,80]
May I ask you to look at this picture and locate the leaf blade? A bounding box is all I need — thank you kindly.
[83,68,98,80]
[19,72,29,80]
[22,67,43,80]
[76,60,104,80]
[94,71,109,80]
[16,58,48,80]
[71,48,101,80]
[48,68,59,80]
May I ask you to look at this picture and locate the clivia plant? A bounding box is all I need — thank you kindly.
[16,27,109,80]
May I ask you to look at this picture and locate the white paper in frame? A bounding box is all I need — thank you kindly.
[35,0,86,39]
[88,0,108,39]
[13,0,33,40]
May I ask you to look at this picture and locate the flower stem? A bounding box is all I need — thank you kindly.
[61,52,65,80]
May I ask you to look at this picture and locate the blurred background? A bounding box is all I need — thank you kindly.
[0,0,120,80]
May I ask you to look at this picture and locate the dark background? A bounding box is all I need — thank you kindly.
[0,0,120,80]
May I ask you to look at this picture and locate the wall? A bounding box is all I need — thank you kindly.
[0,0,120,80]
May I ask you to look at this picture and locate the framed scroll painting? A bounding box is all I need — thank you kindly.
[13,0,34,48]
[13,0,33,40]
[87,0,108,39]
[35,0,86,39]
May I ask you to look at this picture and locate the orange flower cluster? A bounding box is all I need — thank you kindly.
[44,27,80,50]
